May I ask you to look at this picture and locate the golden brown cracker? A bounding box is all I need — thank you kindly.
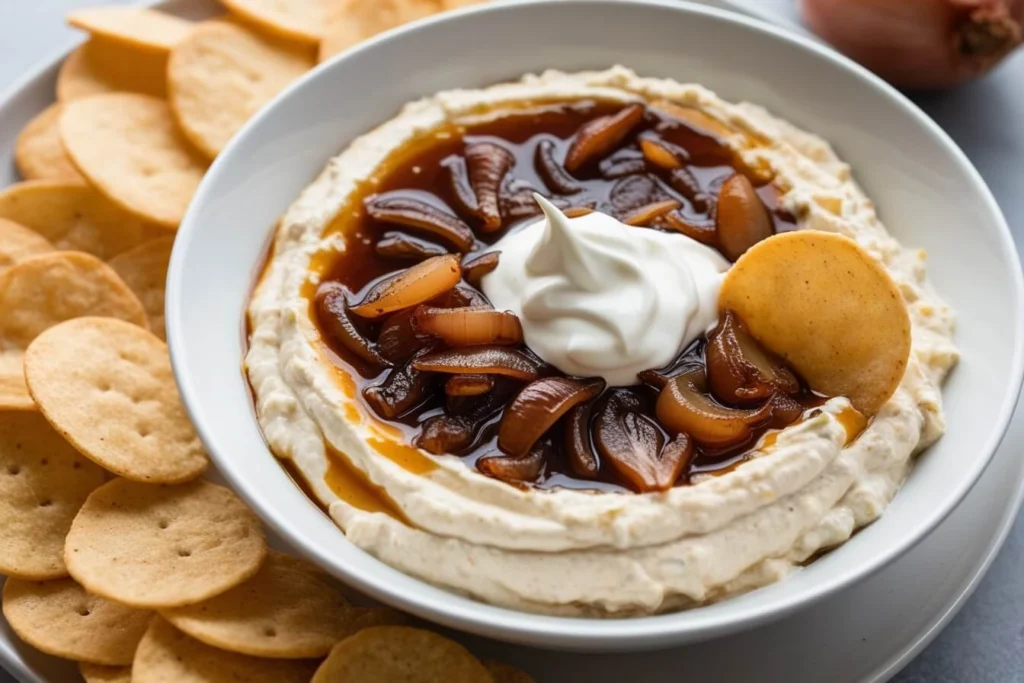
[64,478,266,609]
[108,236,175,340]
[319,0,442,62]
[0,218,53,275]
[13,104,85,182]
[485,660,536,683]
[133,617,319,682]
[79,663,132,683]
[57,39,169,101]
[719,231,912,414]
[67,7,193,54]
[60,93,208,228]
[0,181,161,260]
[311,626,492,683]
[0,411,107,580]
[2,577,152,665]
[168,21,313,159]
[220,0,343,43]
[24,317,207,483]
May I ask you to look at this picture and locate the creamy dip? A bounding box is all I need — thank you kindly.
[245,67,957,616]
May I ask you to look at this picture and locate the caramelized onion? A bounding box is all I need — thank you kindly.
[412,346,543,380]
[564,103,646,172]
[412,305,523,347]
[639,136,689,170]
[445,374,495,396]
[375,231,449,261]
[706,310,800,406]
[377,309,426,364]
[668,167,711,211]
[535,139,582,194]
[563,206,595,218]
[599,155,646,179]
[716,174,773,261]
[609,174,670,216]
[656,371,771,448]
[349,254,461,319]
[444,155,479,217]
[461,251,500,288]
[415,414,476,455]
[363,353,434,419]
[315,284,387,368]
[436,281,491,309]
[366,194,474,252]
[478,441,549,483]
[662,210,717,245]
[592,390,688,492]
[465,141,514,231]
[497,377,605,457]
[767,393,806,429]
[622,199,682,227]
[564,402,599,479]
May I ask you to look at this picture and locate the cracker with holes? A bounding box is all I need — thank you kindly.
[59,94,208,228]
[13,104,85,183]
[162,551,407,658]
[168,21,314,159]
[0,412,106,580]
[0,182,160,260]
[108,236,175,340]
[132,617,319,683]
[2,577,152,665]
[67,7,193,54]
[24,317,207,482]
[0,253,147,411]
[318,0,442,62]
[0,218,53,275]
[79,663,132,683]
[311,626,493,683]
[64,478,266,609]
[719,231,912,415]
[57,39,169,101]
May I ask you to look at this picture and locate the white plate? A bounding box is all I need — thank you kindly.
[0,1,1021,681]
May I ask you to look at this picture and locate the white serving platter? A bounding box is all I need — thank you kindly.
[0,1,1021,681]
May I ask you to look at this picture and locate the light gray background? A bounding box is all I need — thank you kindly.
[0,1,1021,681]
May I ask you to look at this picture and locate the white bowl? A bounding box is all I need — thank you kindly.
[166,0,1024,651]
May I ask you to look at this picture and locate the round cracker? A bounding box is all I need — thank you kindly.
[0,253,147,411]
[67,7,193,54]
[168,21,313,159]
[0,181,160,260]
[79,663,132,683]
[133,617,319,683]
[60,94,208,228]
[2,577,152,665]
[24,317,207,483]
[108,236,175,340]
[319,0,441,62]
[485,660,537,683]
[13,104,85,183]
[162,551,409,659]
[718,231,911,414]
[57,39,169,102]
[0,218,53,275]
[0,412,107,580]
[311,626,492,683]
[64,478,266,609]
[220,0,343,43]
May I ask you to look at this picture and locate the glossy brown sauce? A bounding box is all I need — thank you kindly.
[303,99,812,493]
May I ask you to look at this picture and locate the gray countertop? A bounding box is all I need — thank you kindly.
[2,1,1022,681]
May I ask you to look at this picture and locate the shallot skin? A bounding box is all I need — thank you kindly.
[801,0,1024,88]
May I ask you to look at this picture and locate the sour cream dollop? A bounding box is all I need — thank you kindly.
[480,195,730,386]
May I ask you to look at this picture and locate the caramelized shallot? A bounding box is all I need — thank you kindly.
[461,251,500,288]
[376,308,427,365]
[497,377,605,457]
[349,254,461,318]
[564,103,646,172]
[706,310,800,406]
[668,167,711,211]
[444,156,479,217]
[478,441,549,483]
[563,206,595,218]
[465,141,514,231]
[622,199,682,227]
[375,231,449,261]
[363,353,434,419]
[315,284,387,369]
[415,414,476,455]
[436,282,491,309]
[656,370,771,448]
[564,402,599,479]
[535,139,582,194]
[412,346,543,380]
[445,374,495,396]
[366,194,474,252]
[716,174,773,261]
[599,154,646,179]
[662,210,717,245]
[639,136,689,170]
[412,305,523,347]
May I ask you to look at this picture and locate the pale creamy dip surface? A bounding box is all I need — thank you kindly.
[245,67,958,616]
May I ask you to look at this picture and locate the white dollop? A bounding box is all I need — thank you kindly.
[481,195,730,386]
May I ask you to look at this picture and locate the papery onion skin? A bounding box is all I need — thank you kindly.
[801,0,1024,88]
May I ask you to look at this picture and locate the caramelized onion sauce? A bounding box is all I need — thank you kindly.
[297,98,821,494]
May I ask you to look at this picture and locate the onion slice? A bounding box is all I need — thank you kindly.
[363,353,435,419]
[564,402,599,479]
[477,442,549,483]
[716,173,773,261]
[412,346,544,380]
[706,310,800,406]
[656,370,771,448]
[445,374,495,396]
[415,414,477,455]
[466,141,514,231]
[564,103,646,172]
[535,139,582,194]
[461,251,500,288]
[412,305,522,347]
[622,199,681,227]
[315,284,387,369]
[375,232,449,261]
[639,136,689,170]
[366,194,474,252]
[349,254,461,319]
[497,377,606,457]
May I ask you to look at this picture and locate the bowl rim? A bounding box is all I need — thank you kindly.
[167,0,1024,647]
